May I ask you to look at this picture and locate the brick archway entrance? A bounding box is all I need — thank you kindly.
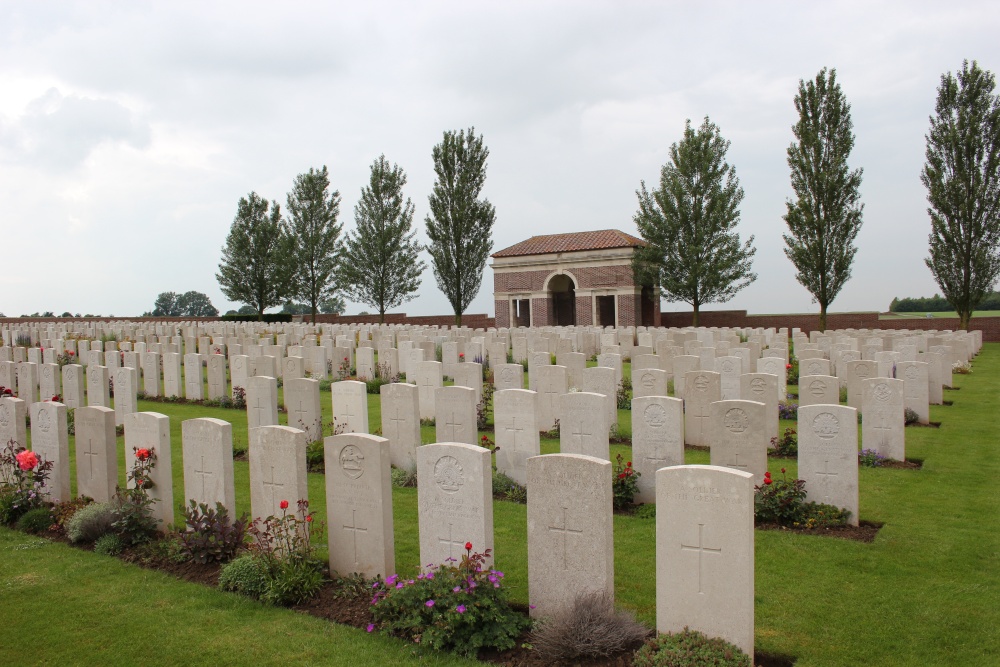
[549,274,576,326]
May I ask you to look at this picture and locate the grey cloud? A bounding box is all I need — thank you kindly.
[0,88,150,170]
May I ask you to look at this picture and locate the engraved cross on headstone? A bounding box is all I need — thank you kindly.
[194,455,214,499]
[548,506,584,569]
[815,459,838,503]
[342,508,368,564]
[729,450,750,471]
[680,523,722,594]
[82,436,101,481]
[874,410,892,450]
[387,404,406,435]
[438,523,467,560]
[261,465,285,511]
[445,411,462,436]
[571,420,591,446]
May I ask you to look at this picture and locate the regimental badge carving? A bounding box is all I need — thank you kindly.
[694,375,710,392]
[873,383,892,402]
[0,405,9,427]
[808,362,822,375]
[724,408,749,433]
[812,412,839,439]
[809,379,827,397]
[43,367,51,379]
[856,363,871,378]
[644,403,666,428]
[339,445,365,479]
[37,408,51,433]
[904,365,919,381]
[65,367,75,381]
[750,378,766,395]
[233,358,244,371]
[722,360,735,373]
[501,368,514,384]
[641,372,655,389]
[118,370,128,385]
[434,455,464,493]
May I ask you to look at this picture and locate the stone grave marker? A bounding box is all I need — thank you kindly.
[230,355,249,396]
[435,386,478,445]
[114,367,138,427]
[798,374,840,407]
[739,373,778,446]
[380,382,421,470]
[709,400,767,485]
[494,363,524,392]
[17,362,38,406]
[246,376,279,429]
[163,352,182,398]
[633,368,668,399]
[285,377,323,442]
[672,355,700,398]
[356,347,375,381]
[632,396,684,504]
[40,363,60,402]
[535,364,567,432]
[417,442,493,567]
[182,417,236,515]
[756,356,787,400]
[0,396,27,448]
[62,364,84,408]
[453,362,483,405]
[494,389,540,486]
[684,371,721,447]
[801,358,832,378]
[581,365,617,427]
[74,406,118,502]
[897,361,929,424]
[249,425,308,520]
[124,412,174,529]
[142,352,161,396]
[331,380,369,434]
[207,354,227,399]
[657,465,754,655]
[716,356,742,400]
[30,400,69,501]
[325,433,395,579]
[846,359,878,411]
[87,364,110,407]
[558,392,609,460]
[527,453,613,619]
[862,378,905,460]
[415,361,443,420]
[798,405,859,525]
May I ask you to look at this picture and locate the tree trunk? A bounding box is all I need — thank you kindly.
[455,311,462,327]
[819,303,827,332]
[959,309,971,331]
[379,308,385,325]
[691,305,700,327]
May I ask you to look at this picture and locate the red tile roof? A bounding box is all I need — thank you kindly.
[492,229,646,258]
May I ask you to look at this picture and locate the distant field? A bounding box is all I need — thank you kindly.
[880,310,1000,319]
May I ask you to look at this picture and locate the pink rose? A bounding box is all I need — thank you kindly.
[16,450,38,471]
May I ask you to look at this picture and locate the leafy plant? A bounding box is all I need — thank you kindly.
[859,448,886,468]
[370,545,528,656]
[111,447,159,545]
[15,506,54,534]
[904,408,920,425]
[476,380,495,430]
[544,419,560,439]
[66,502,116,543]
[390,466,418,488]
[786,358,799,385]
[770,427,797,457]
[179,500,249,564]
[246,499,325,606]
[754,469,850,527]
[778,400,798,420]
[94,532,127,557]
[616,376,632,410]
[219,553,271,599]
[492,470,527,504]
[612,453,640,510]
[633,628,750,667]
[0,440,54,526]
[531,590,650,660]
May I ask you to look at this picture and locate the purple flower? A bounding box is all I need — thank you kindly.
[395,582,404,589]
[386,574,398,585]
[453,586,461,593]
[455,605,466,613]
[366,623,375,633]
[425,599,435,607]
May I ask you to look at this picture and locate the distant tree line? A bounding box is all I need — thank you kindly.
[889,292,1000,313]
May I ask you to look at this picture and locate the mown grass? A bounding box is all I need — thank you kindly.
[3,350,1000,666]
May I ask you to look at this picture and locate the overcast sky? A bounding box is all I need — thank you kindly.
[1,1,998,319]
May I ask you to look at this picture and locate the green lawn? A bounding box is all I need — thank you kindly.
[879,310,1000,319]
[2,350,999,665]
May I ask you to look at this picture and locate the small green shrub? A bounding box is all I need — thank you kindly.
[16,506,53,534]
[219,553,271,599]
[904,408,920,425]
[633,628,750,667]
[263,559,325,606]
[755,469,850,527]
[94,532,127,556]
[492,471,527,503]
[634,503,656,520]
[391,466,418,488]
[616,377,632,410]
[67,502,116,543]
[839,385,848,403]
[770,427,797,457]
[179,500,249,564]
[859,448,886,468]
[612,453,640,510]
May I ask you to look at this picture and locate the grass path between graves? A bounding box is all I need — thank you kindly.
[4,351,1000,665]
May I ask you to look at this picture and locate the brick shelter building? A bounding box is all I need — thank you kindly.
[491,229,660,328]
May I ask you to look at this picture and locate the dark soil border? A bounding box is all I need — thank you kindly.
[756,519,883,544]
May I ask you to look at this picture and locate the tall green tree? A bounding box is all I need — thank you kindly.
[152,292,179,317]
[425,127,496,325]
[340,155,425,323]
[175,291,218,317]
[782,67,865,332]
[286,166,343,324]
[632,116,756,326]
[216,192,294,320]
[923,60,1000,331]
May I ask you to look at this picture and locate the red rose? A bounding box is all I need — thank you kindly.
[306,515,313,523]
[626,461,632,467]
[764,478,773,485]
[136,448,151,461]
[780,467,786,474]
[786,364,792,369]
[280,500,289,510]
[464,542,472,551]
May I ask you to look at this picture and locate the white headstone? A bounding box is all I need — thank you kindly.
[74,406,118,502]
[558,392,609,460]
[285,377,323,442]
[249,425,308,520]
[494,389,540,486]
[331,380,369,434]
[798,405,859,526]
[861,378,905,460]
[246,376,279,429]
[380,382,421,470]
[684,371,721,447]
[124,412,174,529]
[30,400,69,501]
[709,400,768,485]
[632,396,684,504]
[435,386,478,445]
[182,417,236,515]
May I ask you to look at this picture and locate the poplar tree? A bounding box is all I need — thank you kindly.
[287,166,343,324]
[425,127,496,326]
[923,60,1000,330]
[632,116,756,326]
[782,67,865,332]
[340,155,425,323]
[216,192,294,320]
